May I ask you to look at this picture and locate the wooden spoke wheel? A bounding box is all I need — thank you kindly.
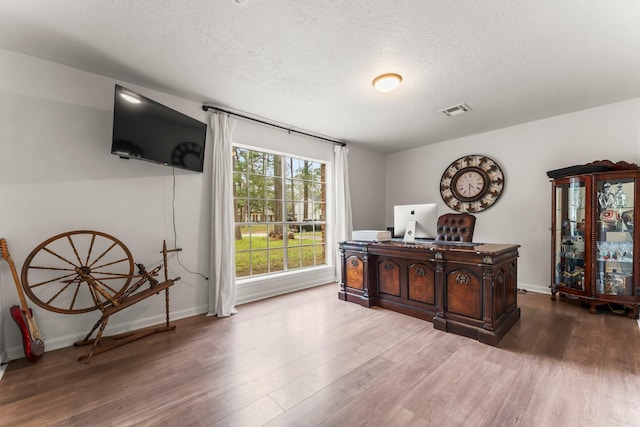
[21,230,135,314]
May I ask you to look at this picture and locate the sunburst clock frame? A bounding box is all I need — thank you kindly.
[440,155,505,213]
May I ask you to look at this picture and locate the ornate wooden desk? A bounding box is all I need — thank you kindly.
[338,240,521,345]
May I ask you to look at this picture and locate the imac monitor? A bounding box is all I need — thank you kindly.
[393,203,438,240]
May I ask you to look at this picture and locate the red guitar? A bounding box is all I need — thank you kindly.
[1,238,44,362]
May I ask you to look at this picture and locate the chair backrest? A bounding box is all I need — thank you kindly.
[436,213,476,242]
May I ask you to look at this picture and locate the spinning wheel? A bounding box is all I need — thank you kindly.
[21,229,181,363]
[21,230,135,314]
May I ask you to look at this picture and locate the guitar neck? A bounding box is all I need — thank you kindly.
[1,239,39,322]
[6,253,31,313]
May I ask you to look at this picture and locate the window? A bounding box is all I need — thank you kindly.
[233,147,327,278]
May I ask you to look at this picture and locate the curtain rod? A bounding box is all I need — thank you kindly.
[202,105,346,147]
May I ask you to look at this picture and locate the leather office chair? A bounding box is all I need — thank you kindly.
[436,213,476,242]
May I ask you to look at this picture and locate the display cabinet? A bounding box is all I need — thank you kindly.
[550,161,640,318]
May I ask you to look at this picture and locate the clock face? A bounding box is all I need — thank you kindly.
[453,169,486,199]
[440,155,505,213]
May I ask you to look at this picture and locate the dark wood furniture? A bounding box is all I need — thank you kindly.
[338,240,521,345]
[20,230,182,363]
[436,213,476,242]
[549,161,640,318]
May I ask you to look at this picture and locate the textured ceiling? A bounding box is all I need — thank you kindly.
[1,0,639,153]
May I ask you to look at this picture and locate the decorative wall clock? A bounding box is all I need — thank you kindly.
[440,155,505,213]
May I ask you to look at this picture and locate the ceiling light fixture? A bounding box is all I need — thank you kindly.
[120,93,141,104]
[372,73,402,92]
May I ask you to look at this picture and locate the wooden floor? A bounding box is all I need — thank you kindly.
[1,284,639,427]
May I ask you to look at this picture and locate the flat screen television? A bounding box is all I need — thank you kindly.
[393,203,438,240]
[111,85,207,172]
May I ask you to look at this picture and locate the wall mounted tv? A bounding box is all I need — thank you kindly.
[111,84,207,172]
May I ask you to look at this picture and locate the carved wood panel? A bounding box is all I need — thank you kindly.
[446,268,482,319]
[408,262,435,304]
[506,263,517,307]
[494,268,506,317]
[378,259,401,296]
[345,254,364,290]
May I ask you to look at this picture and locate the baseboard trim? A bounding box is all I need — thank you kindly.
[517,282,550,295]
[5,304,208,362]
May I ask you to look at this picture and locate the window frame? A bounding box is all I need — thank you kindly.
[232,144,330,280]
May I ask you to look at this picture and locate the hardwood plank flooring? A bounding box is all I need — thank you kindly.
[1,284,639,426]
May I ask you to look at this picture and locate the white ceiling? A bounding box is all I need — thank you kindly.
[1,0,639,153]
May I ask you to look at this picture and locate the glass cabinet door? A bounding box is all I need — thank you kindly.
[595,176,635,296]
[554,178,588,292]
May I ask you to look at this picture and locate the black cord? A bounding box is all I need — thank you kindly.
[171,168,209,280]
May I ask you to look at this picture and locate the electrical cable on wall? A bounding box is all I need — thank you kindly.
[171,168,209,281]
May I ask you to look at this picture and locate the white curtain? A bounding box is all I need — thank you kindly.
[334,145,353,281]
[207,112,237,317]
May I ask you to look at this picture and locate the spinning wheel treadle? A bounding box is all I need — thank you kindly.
[21,230,181,363]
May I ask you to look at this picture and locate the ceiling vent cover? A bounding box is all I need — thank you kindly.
[440,103,472,117]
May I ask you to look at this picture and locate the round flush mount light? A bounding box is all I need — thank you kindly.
[372,73,402,92]
[120,92,141,104]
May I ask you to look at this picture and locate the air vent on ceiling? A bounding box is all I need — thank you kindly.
[440,103,472,117]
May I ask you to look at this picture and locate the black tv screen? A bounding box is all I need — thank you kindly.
[111,85,207,172]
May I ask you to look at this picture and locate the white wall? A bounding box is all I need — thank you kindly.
[0,49,386,362]
[0,49,213,361]
[386,99,640,293]
[347,145,386,230]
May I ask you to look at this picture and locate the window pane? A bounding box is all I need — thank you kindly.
[293,179,304,201]
[314,202,326,221]
[315,223,327,243]
[233,148,248,172]
[272,154,284,177]
[269,248,284,273]
[271,176,283,200]
[234,147,327,279]
[267,224,285,245]
[314,243,326,265]
[288,224,302,246]
[234,199,247,223]
[248,225,267,249]
[286,158,302,178]
[251,250,268,275]
[264,153,275,177]
[249,151,265,175]
[249,200,264,222]
[287,247,301,269]
[301,245,315,268]
[285,179,294,201]
[311,162,321,182]
[292,202,304,222]
[236,251,250,278]
[285,201,295,222]
[264,177,276,200]
[233,172,248,198]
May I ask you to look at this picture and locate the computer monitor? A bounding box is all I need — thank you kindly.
[393,203,438,240]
